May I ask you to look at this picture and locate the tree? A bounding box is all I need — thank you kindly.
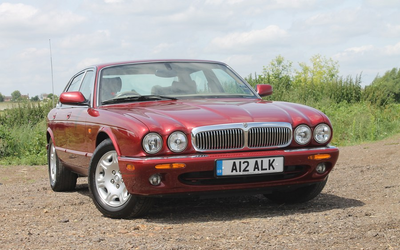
[263,55,293,89]
[370,68,400,103]
[11,90,22,102]
[261,55,293,100]
[31,95,40,102]
[294,54,339,87]
[0,93,4,102]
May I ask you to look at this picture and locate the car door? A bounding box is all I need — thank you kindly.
[53,70,95,172]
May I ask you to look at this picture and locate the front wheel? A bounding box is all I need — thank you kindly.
[264,178,328,204]
[88,139,154,219]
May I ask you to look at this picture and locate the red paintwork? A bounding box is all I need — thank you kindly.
[47,60,339,196]
[256,84,273,96]
[59,91,86,104]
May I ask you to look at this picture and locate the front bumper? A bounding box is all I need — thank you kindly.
[118,146,339,196]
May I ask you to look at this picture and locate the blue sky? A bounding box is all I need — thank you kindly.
[0,0,399,97]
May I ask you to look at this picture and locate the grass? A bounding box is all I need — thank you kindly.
[0,101,52,165]
[316,102,400,146]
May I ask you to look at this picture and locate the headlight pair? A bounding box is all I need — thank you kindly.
[294,123,331,145]
[142,131,188,154]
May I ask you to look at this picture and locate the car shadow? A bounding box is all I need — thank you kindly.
[72,181,364,223]
[144,193,364,223]
[75,183,90,196]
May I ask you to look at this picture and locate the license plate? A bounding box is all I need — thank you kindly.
[216,157,284,177]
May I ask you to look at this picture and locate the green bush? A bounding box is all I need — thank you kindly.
[0,100,54,165]
[315,102,400,146]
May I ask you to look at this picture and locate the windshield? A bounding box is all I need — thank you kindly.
[98,62,257,105]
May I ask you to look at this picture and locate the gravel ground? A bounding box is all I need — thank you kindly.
[1,136,399,249]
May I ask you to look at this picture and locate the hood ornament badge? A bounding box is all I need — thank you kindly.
[243,122,248,128]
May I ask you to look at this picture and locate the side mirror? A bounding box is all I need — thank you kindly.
[59,91,88,105]
[256,84,273,97]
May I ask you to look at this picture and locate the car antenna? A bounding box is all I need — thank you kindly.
[49,39,55,106]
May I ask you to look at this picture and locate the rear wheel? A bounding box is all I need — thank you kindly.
[264,178,328,204]
[88,139,154,219]
[47,140,77,191]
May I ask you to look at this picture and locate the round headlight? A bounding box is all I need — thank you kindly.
[168,131,188,153]
[314,123,331,144]
[294,125,312,145]
[142,133,163,154]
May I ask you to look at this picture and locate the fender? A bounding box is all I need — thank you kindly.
[96,126,122,156]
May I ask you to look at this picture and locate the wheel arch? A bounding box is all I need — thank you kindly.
[46,128,54,146]
[96,127,122,156]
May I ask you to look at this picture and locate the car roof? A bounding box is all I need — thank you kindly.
[92,59,226,70]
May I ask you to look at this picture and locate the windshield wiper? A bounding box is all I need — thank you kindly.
[102,95,177,105]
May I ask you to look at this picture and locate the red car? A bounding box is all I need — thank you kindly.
[47,60,339,219]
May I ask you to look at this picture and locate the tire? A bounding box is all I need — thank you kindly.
[47,140,78,191]
[264,178,328,204]
[88,139,154,219]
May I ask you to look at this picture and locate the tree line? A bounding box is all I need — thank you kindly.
[0,90,55,102]
[245,54,399,107]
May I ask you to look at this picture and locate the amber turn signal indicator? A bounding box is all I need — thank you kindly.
[126,164,135,171]
[308,154,331,160]
[155,163,186,169]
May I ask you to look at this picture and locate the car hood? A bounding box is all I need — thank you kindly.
[106,99,328,133]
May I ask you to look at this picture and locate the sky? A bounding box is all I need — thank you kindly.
[0,0,399,98]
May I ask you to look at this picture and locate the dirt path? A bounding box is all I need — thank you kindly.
[0,136,399,249]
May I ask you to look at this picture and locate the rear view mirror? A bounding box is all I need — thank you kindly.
[256,84,273,97]
[155,69,177,78]
[59,92,88,105]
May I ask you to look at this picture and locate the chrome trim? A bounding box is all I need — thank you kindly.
[191,122,292,152]
[284,145,338,152]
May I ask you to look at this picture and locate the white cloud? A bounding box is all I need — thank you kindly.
[76,58,103,69]
[104,0,124,3]
[382,24,400,38]
[16,47,49,59]
[332,41,400,84]
[301,7,377,37]
[59,30,113,50]
[152,43,173,55]
[207,25,288,52]
[85,0,187,15]
[364,0,400,7]
[205,0,319,10]
[0,3,85,43]
[0,3,37,20]
[384,42,400,55]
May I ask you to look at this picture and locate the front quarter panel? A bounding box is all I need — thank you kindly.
[85,108,150,157]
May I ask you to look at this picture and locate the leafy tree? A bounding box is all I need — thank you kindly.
[11,90,22,102]
[0,93,4,102]
[31,95,40,102]
[261,55,293,100]
[292,55,340,103]
[369,68,400,103]
[294,54,339,85]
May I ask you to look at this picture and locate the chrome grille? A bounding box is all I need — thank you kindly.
[191,122,292,152]
[248,127,292,148]
[194,128,244,150]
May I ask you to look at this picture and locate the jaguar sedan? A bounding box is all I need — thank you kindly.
[47,59,339,219]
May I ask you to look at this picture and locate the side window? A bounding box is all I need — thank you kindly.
[67,73,84,92]
[79,70,95,100]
